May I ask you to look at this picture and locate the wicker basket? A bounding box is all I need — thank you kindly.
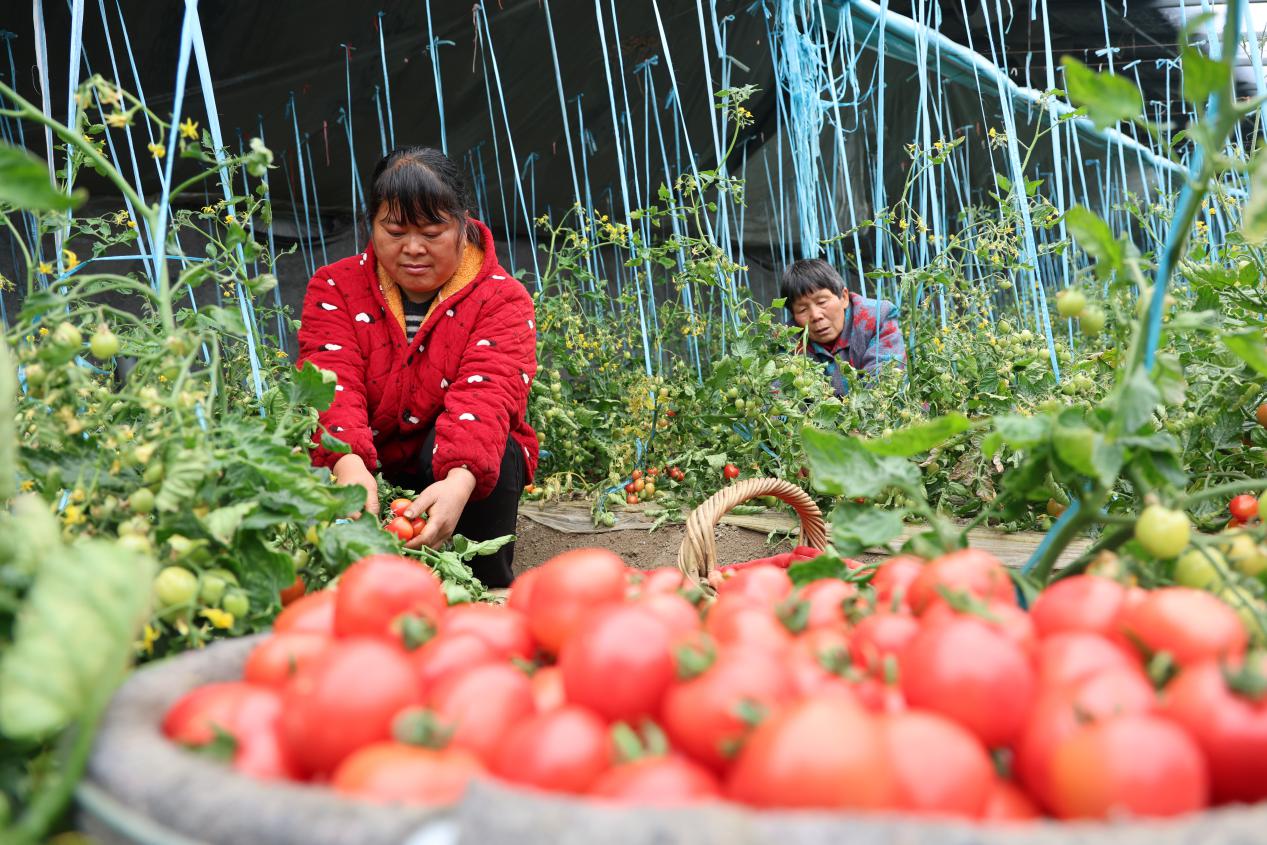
[677,477,828,584]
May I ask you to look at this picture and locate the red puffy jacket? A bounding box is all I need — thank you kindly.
[297,220,538,499]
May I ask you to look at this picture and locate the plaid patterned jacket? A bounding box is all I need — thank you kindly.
[803,292,906,397]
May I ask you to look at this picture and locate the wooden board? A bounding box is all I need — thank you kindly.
[517,500,1091,570]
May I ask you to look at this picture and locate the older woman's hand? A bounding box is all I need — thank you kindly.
[332,454,379,518]
[405,468,477,549]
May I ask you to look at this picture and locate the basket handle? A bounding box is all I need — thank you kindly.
[677,477,828,583]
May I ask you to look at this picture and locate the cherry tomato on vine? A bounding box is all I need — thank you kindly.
[280,574,306,606]
[1256,402,1267,429]
[723,463,740,480]
[1229,494,1258,524]
[389,498,412,518]
[411,516,427,536]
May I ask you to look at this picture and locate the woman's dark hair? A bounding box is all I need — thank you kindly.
[366,146,478,240]
[780,258,846,306]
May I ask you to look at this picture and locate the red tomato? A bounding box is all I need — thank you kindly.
[1161,655,1267,804]
[332,742,484,804]
[410,632,502,690]
[389,498,412,518]
[787,628,854,697]
[882,710,994,817]
[1048,715,1209,819]
[714,565,793,609]
[233,723,302,780]
[1029,575,1125,639]
[869,555,925,610]
[980,778,1041,823]
[530,665,566,712]
[588,755,721,804]
[1034,632,1140,690]
[243,632,331,688]
[922,601,1036,656]
[163,681,278,747]
[411,517,427,536]
[660,649,798,772]
[506,566,540,613]
[273,589,336,636]
[280,639,423,776]
[797,578,857,629]
[635,566,687,596]
[333,555,446,641]
[559,604,675,722]
[438,602,534,660]
[906,548,1016,615]
[1229,494,1259,524]
[899,617,1035,748]
[703,594,793,654]
[849,612,919,672]
[635,592,701,641]
[725,696,896,810]
[525,548,627,654]
[428,663,536,764]
[1014,667,1156,808]
[492,705,612,793]
[385,516,414,541]
[280,574,306,607]
[1117,587,1247,667]
[723,463,740,480]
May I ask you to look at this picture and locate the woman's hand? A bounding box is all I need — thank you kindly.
[404,468,477,549]
[332,454,379,518]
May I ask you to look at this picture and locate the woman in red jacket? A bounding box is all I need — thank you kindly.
[297,147,538,587]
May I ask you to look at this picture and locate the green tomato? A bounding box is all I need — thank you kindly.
[90,327,120,359]
[143,462,165,485]
[1223,533,1267,578]
[1173,547,1226,590]
[117,534,153,556]
[154,566,198,608]
[221,590,249,618]
[1079,306,1107,336]
[23,363,46,388]
[199,574,228,606]
[51,322,83,349]
[129,488,156,515]
[1135,504,1191,559]
[1055,289,1087,319]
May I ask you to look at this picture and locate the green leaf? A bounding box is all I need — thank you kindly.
[317,518,399,572]
[1064,205,1124,279]
[156,448,210,513]
[1182,47,1232,104]
[802,426,922,499]
[992,414,1052,450]
[829,503,906,557]
[320,432,352,455]
[1051,424,1097,476]
[863,413,972,457]
[0,539,153,740]
[200,501,258,546]
[787,554,849,586]
[1223,331,1267,378]
[1061,57,1144,130]
[0,142,85,211]
[1241,149,1267,244]
[1113,369,1162,434]
[289,361,338,413]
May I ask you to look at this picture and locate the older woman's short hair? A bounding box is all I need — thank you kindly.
[780,258,847,305]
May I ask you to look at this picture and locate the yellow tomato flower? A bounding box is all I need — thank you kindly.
[200,608,235,629]
[224,213,235,224]
[104,112,129,128]
[19,479,34,492]
[62,249,79,270]
[179,117,199,140]
[38,261,53,275]
[127,220,137,228]
[38,327,49,337]
[138,624,160,655]
[147,142,166,159]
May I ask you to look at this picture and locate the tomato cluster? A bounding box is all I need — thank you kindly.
[622,466,684,506]
[383,498,427,542]
[163,547,1266,819]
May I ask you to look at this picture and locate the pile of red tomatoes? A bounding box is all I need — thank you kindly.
[162,546,1265,820]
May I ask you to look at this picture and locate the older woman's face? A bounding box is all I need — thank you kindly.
[372,204,465,301]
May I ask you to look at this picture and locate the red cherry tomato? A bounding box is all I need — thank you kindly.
[725,696,896,810]
[273,589,336,636]
[588,755,721,804]
[492,705,612,793]
[1230,494,1259,523]
[280,574,306,606]
[525,547,627,654]
[389,498,412,518]
[280,639,424,777]
[1047,715,1209,819]
[333,554,446,641]
[385,516,414,542]
[411,517,427,536]
[722,463,740,480]
[899,617,1035,748]
[332,742,484,805]
[882,709,994,818]
[243,632,331,688]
